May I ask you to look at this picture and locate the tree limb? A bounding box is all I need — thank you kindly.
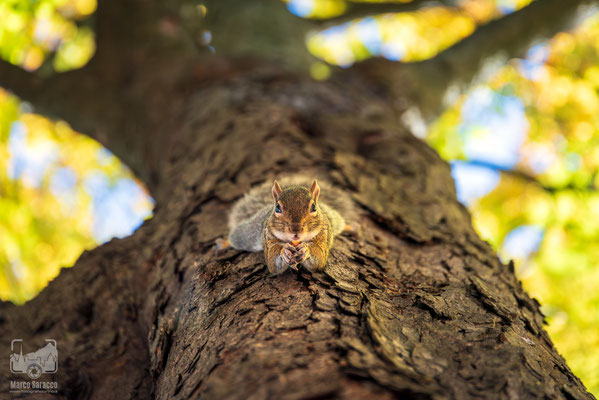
[0,0,200,190]
[461,159,598,193]
[354,0,596,119]
[314,0,450,26]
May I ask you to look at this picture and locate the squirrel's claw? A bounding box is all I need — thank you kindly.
[282,242,309,266]
[293,242,310,263]
[281,245,296,265]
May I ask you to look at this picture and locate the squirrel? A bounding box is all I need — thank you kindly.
[217,176,355,274]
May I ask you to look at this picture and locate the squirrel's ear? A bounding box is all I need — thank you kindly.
[309,179,320,202]
[272,180,283,201]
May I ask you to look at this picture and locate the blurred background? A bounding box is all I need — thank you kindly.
[0,0,597,394]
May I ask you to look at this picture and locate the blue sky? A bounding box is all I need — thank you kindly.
[7,122,153,244]
[83,169,152,243]
[447,47,549,262]
[450,86,528,206]
[8,121,59,188]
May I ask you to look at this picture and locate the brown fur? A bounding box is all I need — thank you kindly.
[263,181,333,273]
[225,175,353,274]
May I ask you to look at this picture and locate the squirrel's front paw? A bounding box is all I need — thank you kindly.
[292,242,310,264]
[281,243,297,265]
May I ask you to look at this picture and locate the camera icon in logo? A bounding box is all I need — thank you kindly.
[10,339,58,380]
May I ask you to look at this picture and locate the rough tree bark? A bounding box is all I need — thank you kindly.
[0,0,595,399]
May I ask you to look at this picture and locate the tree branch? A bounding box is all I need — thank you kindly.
[314,0,450,26]
[354,0,595,119]
[461,159,598,193]
[0,0,201,190]
[0,56,160,187]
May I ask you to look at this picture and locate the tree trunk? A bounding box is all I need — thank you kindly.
[0,0,595,398]
[0,65,593,399]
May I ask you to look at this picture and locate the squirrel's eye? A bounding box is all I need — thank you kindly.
[275,203,282,213]
[310,203,316,212]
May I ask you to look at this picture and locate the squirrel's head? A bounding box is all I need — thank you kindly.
[269,179,322,243]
